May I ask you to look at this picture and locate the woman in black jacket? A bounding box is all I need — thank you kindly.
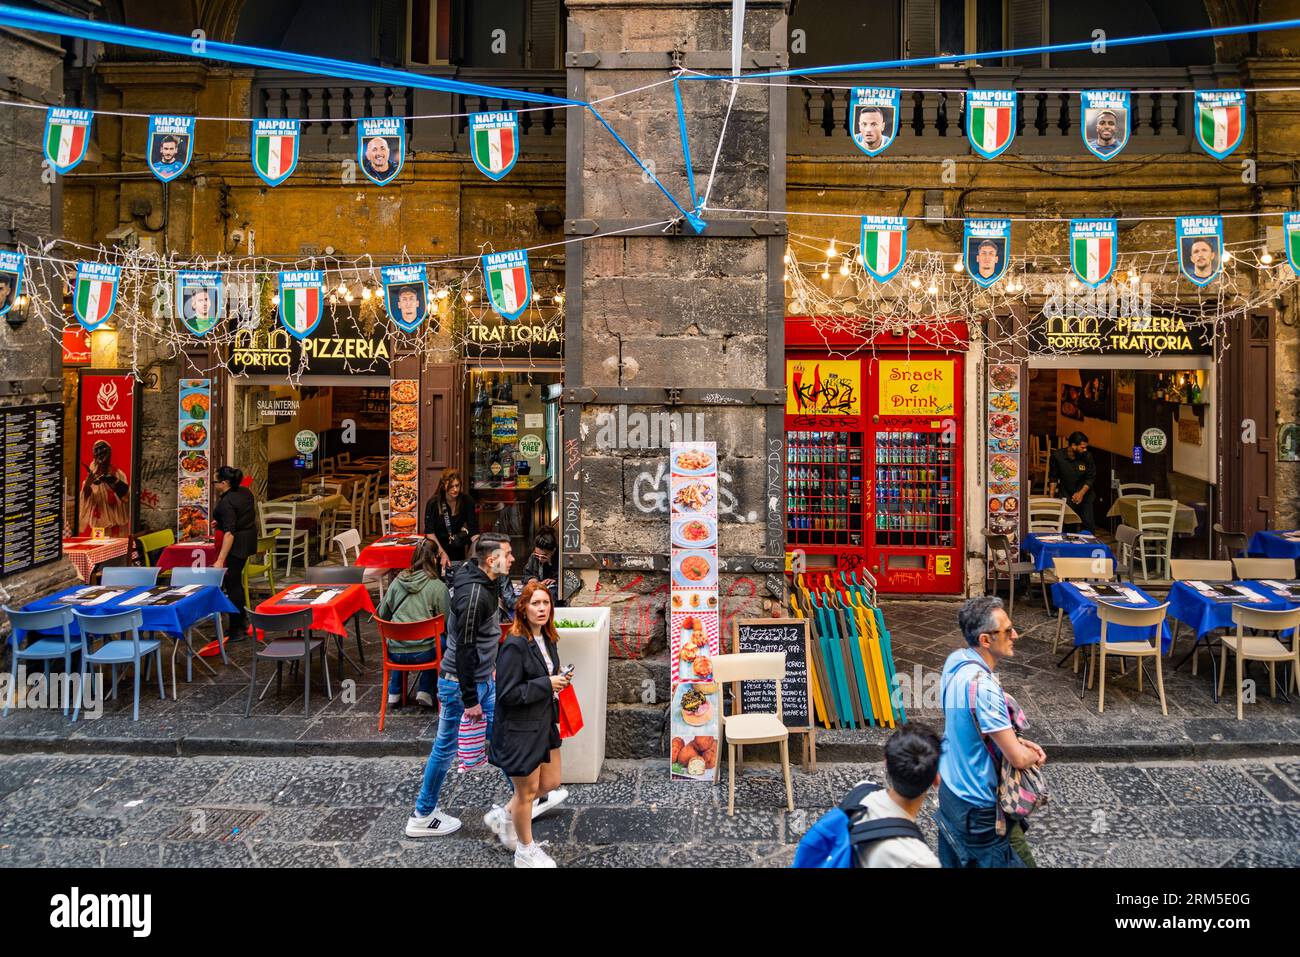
[492,580,570,868]
[423,469,478,572]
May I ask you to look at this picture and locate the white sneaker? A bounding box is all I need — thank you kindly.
[514,841,557,868]
[415,691,434,708]
[484,804,518,851]
[387,693,400,706]
[404,808,461,838]
[532,787,569,820]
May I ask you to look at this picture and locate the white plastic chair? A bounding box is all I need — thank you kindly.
[333,528,386,600]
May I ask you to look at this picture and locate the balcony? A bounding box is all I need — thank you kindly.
[788,66,1241,157]
[250,68,566,156]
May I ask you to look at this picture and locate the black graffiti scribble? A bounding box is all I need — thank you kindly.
[794,374,856,414]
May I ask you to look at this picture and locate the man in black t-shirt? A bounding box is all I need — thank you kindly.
[1049,432,1098,531]
[212,465,258,639]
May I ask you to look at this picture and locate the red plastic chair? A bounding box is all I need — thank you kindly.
[374,615,444,731]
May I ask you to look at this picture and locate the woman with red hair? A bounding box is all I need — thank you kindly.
[491,580,570,868]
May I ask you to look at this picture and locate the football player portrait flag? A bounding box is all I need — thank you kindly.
[0,251,25,319]
[1069,219,1118,288]
[1080,90,1130,160]
[859,216,907,283]
[849,88,899,157]
[175,270,223,337]
[43,107,93,174]
[381,263,429,334]
[966,90,1016,160]
[964,219,1011,288]
[1284,212,1300,276]
[482,249,532,321]
[469,111,520,181]
[277,269,324,339]
[1176,216,1224,287]
[72,261,121,331]
[357,117,405,186]
[1194,90,1246,160]
[251,118,300,187]
[147,115,194,183]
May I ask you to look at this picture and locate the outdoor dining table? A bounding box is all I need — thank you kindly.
[255,583,375,677]
[1247,530,1300,564]
[1105,496,1200,534]
[1165,579,1300,699]
[355,533,425,570]
[21,583,238,696]
[156,539,221,571]
[1051,581,1173,700]
[269,491,348,522]
[1021,532,1117,572]
[61,536,131,582]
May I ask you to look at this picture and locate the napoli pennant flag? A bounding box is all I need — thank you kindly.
[357,117,405,186]
[277,270,324,339]
[73,262,120,331]
[1176,216,1223,287]
[1194,90,1246,160]
[483,249,531,321]
[1284,212,1300,276]
[966,91,1016,159]
[964,219,1011,288]
[469,112,520,181]
[849,88,899,157]
[1069,219,1118,288]
[0,251,25,319]
[859,216,907,282]
[381,264,429,333]
[175,270,222,337]
[251,118,300,187]
[43,107,93,174]
[1080,91,1129,160]
[147,115,195,183]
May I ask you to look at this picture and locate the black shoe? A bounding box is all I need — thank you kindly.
[226,624,251,643]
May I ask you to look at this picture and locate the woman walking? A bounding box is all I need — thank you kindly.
[492,580,570,868]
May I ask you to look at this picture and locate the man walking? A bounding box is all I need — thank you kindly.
[936,597,1046,868]
[1049,431,1097,531]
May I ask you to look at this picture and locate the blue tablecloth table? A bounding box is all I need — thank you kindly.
[1023,533,1117,572]
[1247,531,1300,565]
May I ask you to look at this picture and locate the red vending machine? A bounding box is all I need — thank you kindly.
[785,322,967,595]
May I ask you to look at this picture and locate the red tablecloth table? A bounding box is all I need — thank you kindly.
[355,534,424,570]
[156,541,221,570]
[61,537,131,582]
[256,583,376,638]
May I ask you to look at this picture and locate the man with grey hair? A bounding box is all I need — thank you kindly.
[936,596,1047,867]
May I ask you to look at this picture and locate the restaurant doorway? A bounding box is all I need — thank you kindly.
[1023,359,1216,557]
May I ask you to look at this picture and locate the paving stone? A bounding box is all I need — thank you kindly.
[41,837,107,867]
[1230,804,1300,842]
[556,843,668,867]
[250,842,344,867]
[161,841,256,867]
[309,806,383,842]
[1275,760,1300,792]
[1035,763,1118,807]
[692,807,785,842]
[571,806,685,844]
[751,842,798,868]
[0,840,48,866]
[664,842,759,868]
[1239,764,1300,802]
[1019,804,1154,844]
[1089,841,1199,869]
[104,841,164,867]
[1029,841,1104,868]
[1141,764,1273,805]
[1219,841,1300,867]
[561,765,639,806]
[1129,805,1255,841]
[1095,766,1170,806]
[0,807,125,840]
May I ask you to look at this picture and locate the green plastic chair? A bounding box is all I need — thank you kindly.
[136,528,176,567]
[243,531,280,609]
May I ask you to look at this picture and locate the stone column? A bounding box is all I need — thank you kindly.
[562,1,788,756]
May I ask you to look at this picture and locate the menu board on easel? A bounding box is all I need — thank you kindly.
[668,441,721,782]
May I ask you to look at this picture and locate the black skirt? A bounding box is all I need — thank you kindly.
[492,699,561,778]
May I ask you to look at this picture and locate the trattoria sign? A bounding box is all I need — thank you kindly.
[1030,314,1214,356]
[228,311,391,376]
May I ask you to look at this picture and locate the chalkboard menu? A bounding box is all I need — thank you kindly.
[1,403,63,576]
[732,619,812,731]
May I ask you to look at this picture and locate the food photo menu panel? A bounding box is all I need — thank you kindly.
[986,364,1021,547]
[177,379,211,542]
[389,379,420,534]
[668,441,721,783]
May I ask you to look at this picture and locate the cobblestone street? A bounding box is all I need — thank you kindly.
[1,752,1298,868]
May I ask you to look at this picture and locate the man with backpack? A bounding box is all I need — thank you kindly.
[792,723,941,868]
[936,596,1047,868]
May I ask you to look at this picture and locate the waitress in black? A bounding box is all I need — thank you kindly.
[212,465,258,641]
[493,580,570,868]
[423,468,478,572]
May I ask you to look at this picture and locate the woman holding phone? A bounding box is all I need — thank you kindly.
[492,580,570,868]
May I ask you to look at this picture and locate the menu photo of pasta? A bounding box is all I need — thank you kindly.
[389,379,419,534]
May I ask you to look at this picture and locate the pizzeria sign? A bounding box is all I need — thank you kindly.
[1029,314,1213,356]
[228,310,391,376]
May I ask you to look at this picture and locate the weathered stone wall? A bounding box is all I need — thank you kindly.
[0,25,79,608]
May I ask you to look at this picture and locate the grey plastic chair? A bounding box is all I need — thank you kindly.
[73,608,164,720]
[101,566,161,588]
[246,607,331,718]
[303,566,367,667]
[170,566,227,588]
[3,605,82,717]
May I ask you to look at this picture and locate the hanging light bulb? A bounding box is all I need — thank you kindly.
[926,283,938,296]
[463,291,474,303]
[821,267,831,281]
[532,290,541,302]
[1068,277,1080,290]
[1222,249,1233,263]
[782,272,790,283]
[909,277,921,289]
[839,260,850,277]
[361,286,373,301]
[336,281,348,295]
[344,290,355,303]
[783,252,791,265]
[854,253,864,266]
[554,290,564,305]
[953,259,964,273]
[826,240,836,258]
[437,287,450,299]
[1261,249,1274,265]
[272,293,280,306]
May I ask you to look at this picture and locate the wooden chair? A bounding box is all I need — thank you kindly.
[1213,522,1251,562]
[712,651,793,816]
[136,528,175,567]
[1169,559,1233,581]
[1114,525,1141,581]
[377,497,392,535]
[1051,556,1115,659]
[1135,499,1178,581]
[1217,604,1300,720]
[336,451,351,465]
[1118,483,1155,498]
[310,481,344,560]
[375,616,445,730]
[984,529,1035,615]
[258,502,311,579]
[1232,557,1296,580]
[1028,497,1066,533]
[246,607,331,719]
[1088,601,1170,715]
[332,528,386,601]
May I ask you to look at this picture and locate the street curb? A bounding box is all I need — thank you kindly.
[2,734,1298,763]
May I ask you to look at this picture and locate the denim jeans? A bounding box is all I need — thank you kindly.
[387,649,438,697]
[934,783,1026,869]
[413,676,496,817]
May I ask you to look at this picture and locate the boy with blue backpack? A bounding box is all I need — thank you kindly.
[794,723,942,868]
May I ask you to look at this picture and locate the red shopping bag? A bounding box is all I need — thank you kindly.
[558,684,583,738]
